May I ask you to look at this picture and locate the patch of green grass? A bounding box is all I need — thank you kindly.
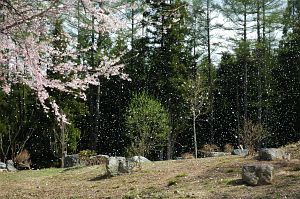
[223,178,237,185]
[175,172,188,178]
[123,190,141,199]
[0,168,63,183]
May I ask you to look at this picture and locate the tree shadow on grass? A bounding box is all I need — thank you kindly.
[227,179,244,186]
[89,174,111,181]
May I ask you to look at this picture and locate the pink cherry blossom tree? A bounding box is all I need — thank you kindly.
[0,0,126,126]
[0,0,128,165]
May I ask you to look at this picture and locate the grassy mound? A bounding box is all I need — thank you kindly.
[0,155,299,198]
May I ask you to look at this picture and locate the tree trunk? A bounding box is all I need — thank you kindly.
[89,16,99,152]
[193,109,198,159]
[167,131,173,160]
[236,81,240,145]
[206,0,214,143]
[131,0,134,46]
[257,0,262,125]
[243,2,247,41]
[60,121,66,168]
[0,134,3,161]
[243,1,248,135]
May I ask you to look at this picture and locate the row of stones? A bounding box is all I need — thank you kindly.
[199,148,290,161]
[0,160,17,172]
[242,148,290,186]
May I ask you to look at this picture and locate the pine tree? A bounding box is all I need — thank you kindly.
[270,0,300,146]
[143,0,194,159]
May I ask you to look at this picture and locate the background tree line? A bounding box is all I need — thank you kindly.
[0,0,299,168]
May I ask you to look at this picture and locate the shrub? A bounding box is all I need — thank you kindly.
[201,144,220,152]
[181,152,194,159]
[15,149,31,169]
[78,149,96,157]
[224,143,234,153]
[125,92,170,157]
[240,120,268,155]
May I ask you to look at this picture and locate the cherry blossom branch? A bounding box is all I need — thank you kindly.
[0,0,59,34]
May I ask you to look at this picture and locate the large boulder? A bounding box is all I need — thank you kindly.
[242,164,274,186]
[0,162,7,169]
[64,154,80,168]
[117,157,130,174]
[96,155,109,164]
[259,148,290,161]
[6,160,17,172]
[232,149,249,156]
[107,157,130,176]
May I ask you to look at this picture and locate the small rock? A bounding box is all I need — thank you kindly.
[242,164,274,186]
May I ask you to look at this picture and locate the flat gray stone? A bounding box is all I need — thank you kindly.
[232,149,249,156]
[242,164,274,186]
[198,151,230,158]
[210,152,231,157]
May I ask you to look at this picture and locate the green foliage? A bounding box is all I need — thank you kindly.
[270,12,300,145]
[126,92,170,156]
[1,0,299,167]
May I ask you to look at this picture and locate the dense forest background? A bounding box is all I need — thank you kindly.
[0,0,299,168]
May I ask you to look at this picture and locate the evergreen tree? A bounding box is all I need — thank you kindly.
[145,0,194,158]
[270,0,300,146]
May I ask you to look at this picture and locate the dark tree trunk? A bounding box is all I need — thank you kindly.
[257,0,262,125]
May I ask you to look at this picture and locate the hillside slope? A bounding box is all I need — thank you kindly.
[0,155,299,198]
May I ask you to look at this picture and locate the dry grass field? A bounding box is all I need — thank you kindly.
[1,150,300,198]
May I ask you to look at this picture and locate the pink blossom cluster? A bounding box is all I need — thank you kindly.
[0,0,126,125]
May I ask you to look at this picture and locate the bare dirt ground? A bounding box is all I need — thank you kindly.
[0,155,300,198]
